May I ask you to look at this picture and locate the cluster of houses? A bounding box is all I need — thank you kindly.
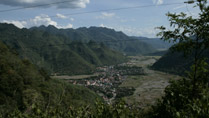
[67,66,126,103]
[67,65,142,103]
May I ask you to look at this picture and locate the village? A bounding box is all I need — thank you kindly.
[67,65,145,103]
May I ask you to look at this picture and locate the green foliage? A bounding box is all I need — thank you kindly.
[1,100,146,118]
[152,51,193,75]
[154,0,209,75]
[32,25,156,56]
[151,1,209,117]
[0,42,100,117]
[153,0,209,73]
[157,8,209,54]
[151,59,209,118]
[0,23,127,75]
[151,77,209,118]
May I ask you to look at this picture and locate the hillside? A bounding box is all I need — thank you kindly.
[152,49,209,75]
[0,41,100,116]
[31,25,156,55]
[133,36,174,50]
[146,50,168,56]
[151,51,191,75]
[0,23,127,75]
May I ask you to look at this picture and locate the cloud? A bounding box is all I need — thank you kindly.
[100,24,105,27]
[1,14,73,29]
[2,20,27,28]
[27,14,58,27]
[102,12,115,18]
[99,24,158,37]
[96,12,116,19]
[58,23,73,29]
[100,24,113,29]
[56,14,74,22]
[153,0,163,5]
[117,26,159,37]
[56,13,67,19]
[120,19,127,23]
[173,5,187,10]
[70,18,74,21]
[0,0,90,9]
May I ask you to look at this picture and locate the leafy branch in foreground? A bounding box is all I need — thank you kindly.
[151,0,209,117]
[157,0,209,95]
[1,100,147,118]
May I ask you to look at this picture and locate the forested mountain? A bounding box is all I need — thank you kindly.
[152,50,209,75]
[0,23,127,75]
[152,51,192,75]
[31,25,156,55]
[133,36,174,50]
[0,41,100,116]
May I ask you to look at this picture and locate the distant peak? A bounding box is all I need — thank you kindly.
[47,25,57,29]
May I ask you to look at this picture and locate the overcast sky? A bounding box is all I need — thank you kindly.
[0,0,199,37]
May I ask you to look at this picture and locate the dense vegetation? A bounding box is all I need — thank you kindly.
[31,25,156,56]
[152,51,192,75]
[152,49,209,75]
[132,36,173,50]
[151,0,209,117]
[0,23,127,75]
[1,0,209,117]
[0,42,100,117]
[2,100,147,118]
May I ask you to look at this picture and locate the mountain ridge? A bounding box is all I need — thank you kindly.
[0,23,127,75]
[30,25,156,55]
[0,41,100,115]
[132,36,174,50]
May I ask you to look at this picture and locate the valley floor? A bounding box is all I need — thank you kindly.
[52,56,181,107]
[121,56,180,108]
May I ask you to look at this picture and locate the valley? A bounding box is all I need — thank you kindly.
[52,56,180,107]
[1,1,209,117]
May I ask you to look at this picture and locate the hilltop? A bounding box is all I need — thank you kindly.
[31,25,156,56]
[0,23,127,75]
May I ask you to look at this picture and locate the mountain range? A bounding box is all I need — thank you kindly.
[133,36,174,51]
[0,23,127,75]
[31,25,157,56]
[0,23,174,75]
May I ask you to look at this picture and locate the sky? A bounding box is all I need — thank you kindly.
[0,0,200,38]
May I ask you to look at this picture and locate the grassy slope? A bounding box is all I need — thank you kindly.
[0,41,100,114]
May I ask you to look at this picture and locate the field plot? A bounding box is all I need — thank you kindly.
[52,56,181,107]
[51,74,99,80]
[121,56,180,108]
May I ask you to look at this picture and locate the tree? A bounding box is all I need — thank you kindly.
[151,0,209,117]
[157,0,209,95]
